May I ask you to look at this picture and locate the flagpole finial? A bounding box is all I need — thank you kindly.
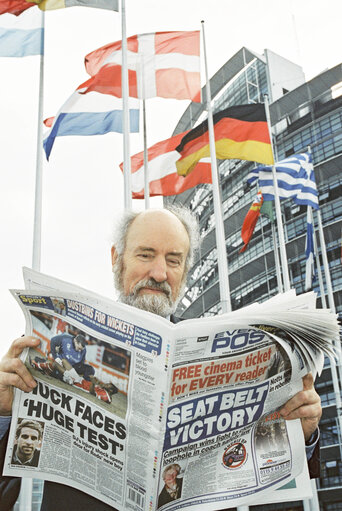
[201,20,204,23]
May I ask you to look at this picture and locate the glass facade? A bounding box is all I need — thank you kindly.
[167,49,342,509]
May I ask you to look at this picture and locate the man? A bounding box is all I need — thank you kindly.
[158,463,183,508]
[31,333,92,384]
[11,420,42,467]
[0,207,322,511]
[31,333,117,403]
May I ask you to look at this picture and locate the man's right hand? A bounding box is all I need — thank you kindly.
[0,336,39,416]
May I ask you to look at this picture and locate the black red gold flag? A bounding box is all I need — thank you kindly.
[176,103,274,176]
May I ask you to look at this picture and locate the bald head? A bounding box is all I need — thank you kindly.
[111,207,199,317]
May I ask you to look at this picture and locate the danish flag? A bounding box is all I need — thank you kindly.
[81,31,201,102]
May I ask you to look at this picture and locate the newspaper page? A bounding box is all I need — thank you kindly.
[4,284,173,511]
[156,317,311,510]
[3,270,337,510]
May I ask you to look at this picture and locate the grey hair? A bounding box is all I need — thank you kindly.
[162,463,181,479]
[112,205,200,274]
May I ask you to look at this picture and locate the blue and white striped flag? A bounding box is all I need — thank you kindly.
[305,207,315,290]
[247,153,319,210]
[0,8,43,57]
[43,88,140,160]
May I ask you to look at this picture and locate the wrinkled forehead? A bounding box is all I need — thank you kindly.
[125,211,190,254]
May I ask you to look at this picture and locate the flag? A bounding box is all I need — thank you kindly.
[0,0,118,13]
[82,31,201,101]
[260,200,274,222]
[305,207,315,290]
[247,153,319,209]
[0,6,43,56]
[0,1,36,16]
[119,131,212,199]
[43,88,139,160]
[175,104,274,176]
[240,190,263,253]
[32,0,118,10]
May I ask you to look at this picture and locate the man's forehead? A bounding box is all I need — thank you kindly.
[21,427,38,437]
[125,210,190,251]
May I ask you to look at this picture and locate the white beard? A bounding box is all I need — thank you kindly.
[114,260,184,318]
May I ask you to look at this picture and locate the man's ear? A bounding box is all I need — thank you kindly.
[111,246,118,267]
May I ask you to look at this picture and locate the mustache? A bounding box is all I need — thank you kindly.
[132,278,172,298]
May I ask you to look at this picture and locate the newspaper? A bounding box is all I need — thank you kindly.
[3,268,339,510]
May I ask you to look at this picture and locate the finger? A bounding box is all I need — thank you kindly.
[302,372,314,390]
[0,371,35,393]
[0,358,37,389]
[280,403,322,421]
[4,336,40,360]
[280,388,320,417]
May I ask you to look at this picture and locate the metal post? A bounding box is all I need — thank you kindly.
[201,20,231,313]
[264,95,290,291]
[121,0,132,209]
[142,99,150,209]
[32,11,45,271]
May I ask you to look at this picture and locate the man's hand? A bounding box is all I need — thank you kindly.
[279,373,322,441]
[0,336,39,416]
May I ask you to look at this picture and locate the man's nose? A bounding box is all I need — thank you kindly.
[148,257,167,282]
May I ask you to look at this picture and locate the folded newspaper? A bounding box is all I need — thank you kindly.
[3,268,339,510]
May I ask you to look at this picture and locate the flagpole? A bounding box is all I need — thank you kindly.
[264,95,290,291]
[305,206,314,291]
[25,9,45,509]
[121,0,132,210]
[142,102,150,209]
[312,222,326,308]
[32,10,45,271]
[271,223,283,293]
[201,21,231,314]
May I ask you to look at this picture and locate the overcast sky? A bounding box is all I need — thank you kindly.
[0,0,341,358]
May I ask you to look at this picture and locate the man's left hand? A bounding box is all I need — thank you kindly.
[279,373,322,442]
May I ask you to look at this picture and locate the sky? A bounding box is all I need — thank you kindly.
[0,0,341,358]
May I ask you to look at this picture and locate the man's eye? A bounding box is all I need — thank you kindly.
[168,259,181,266]
[138,253,151,259]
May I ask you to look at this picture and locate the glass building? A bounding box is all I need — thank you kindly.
[166,47,342,510]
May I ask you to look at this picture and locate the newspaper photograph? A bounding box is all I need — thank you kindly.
[3,269,339,510]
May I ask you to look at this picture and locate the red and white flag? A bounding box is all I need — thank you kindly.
[82,31,201,102]
[120,131,212,198]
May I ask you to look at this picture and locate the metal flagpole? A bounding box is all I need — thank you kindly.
[25,9,45,508]
[121,0,132,210]
[272,222,284,293]
[264,95,290,291]
[24,10,45,510]
[201,21,231,313]
[142,101,150,209]
[31,10,45,271]
[312,218,326,307]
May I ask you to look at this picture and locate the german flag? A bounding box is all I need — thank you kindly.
[176,103,274,176]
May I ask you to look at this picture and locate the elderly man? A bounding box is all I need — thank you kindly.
[0,207,321,511]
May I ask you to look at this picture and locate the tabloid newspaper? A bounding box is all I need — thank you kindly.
[3,268,339,510]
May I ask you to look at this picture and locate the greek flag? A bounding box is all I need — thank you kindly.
[247,153,319,210]
[305,207,315,290]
